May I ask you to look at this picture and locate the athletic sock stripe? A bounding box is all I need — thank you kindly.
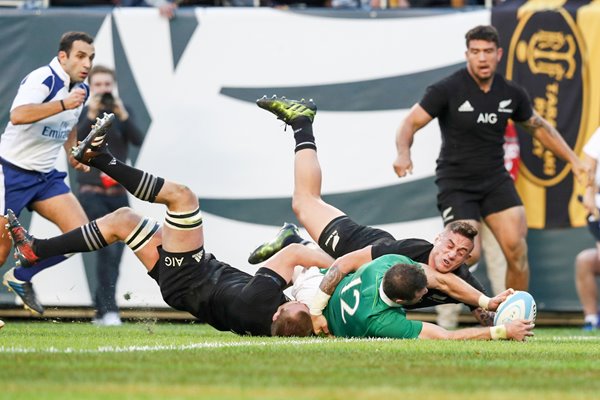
[134,173,150,199]
[81,224,101,251]
[80,226,94,251]
[85,224,103,250]
[84,225,101,250]
[90,220,108,248]
[145,178,157,201]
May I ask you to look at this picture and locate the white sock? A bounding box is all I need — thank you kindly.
[584,314,598,326]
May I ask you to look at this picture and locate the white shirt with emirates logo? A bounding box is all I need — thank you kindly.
[0,57,88,173]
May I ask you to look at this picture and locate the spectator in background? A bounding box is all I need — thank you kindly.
[120,0,178,19]
[76,65,143,326]
[575,126,600,331]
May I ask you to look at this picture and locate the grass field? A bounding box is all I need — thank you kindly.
[0,320,599,400]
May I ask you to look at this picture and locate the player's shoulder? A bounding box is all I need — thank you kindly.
[494,73,526,93]
[20,64,53,86]
[436,68,468,88]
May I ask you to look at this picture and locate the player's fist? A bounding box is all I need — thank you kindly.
[63,88,87,110]
[393,153,413,178]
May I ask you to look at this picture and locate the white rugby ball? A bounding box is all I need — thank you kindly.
[494,291,537,326]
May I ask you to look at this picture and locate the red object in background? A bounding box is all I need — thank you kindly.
[504,122,520,181]
[100,172,119,188]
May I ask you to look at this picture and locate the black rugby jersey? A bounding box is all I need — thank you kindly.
[151,250,288,336]
[372,238,486,310]
[420,68,532,180]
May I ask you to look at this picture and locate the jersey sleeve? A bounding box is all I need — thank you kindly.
[511,85,534,123]
[10,68,52,110]
[240,267,288,304]
[371,239,433,263]
[367,311,423,339]
[419,82,448,118]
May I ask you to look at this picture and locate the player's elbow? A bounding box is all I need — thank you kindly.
[10,109,26,125]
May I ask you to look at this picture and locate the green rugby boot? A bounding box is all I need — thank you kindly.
[256,95,317,124]
[248,222,305,265]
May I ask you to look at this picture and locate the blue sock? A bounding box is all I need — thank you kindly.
[13,255,69,281]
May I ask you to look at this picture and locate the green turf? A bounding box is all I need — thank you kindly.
[0,321,598,399]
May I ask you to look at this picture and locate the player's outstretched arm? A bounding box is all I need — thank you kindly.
[11,88,87,125]
[424,265,513,311]
[394,104,433,178]
[518,111,592,186]
[418,319,534,341]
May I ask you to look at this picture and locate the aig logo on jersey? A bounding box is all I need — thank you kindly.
[477,113,497,124]
[164,256,185,267]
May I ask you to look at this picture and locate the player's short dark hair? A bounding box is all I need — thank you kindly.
[465,25,500,48]
[271,308,313,337]
[446,221,478,241]
[382,263,427,302]
[88,65,116,84]
[59,31,94,55]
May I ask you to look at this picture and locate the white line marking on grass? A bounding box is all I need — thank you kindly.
[549,336,600,341]
[0,337,393,354]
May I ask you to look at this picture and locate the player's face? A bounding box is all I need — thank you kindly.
[272,301,308,322]
[430,231,473,273]
[465,39,502,84]
[59,40,95,83]
[90,72,114,95]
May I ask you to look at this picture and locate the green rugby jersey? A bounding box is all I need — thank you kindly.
[323,254,423,339]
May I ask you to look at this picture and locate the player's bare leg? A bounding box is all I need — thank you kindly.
[257,96,344,242]
[485,206,529,290]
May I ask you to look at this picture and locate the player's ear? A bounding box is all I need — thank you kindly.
[58,50,68,63]
[497,47,503,62]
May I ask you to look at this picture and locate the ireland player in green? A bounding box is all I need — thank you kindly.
[258,95,535,341]
[323,254,425,339]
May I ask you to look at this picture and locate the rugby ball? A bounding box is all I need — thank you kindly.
[494,291,537,326]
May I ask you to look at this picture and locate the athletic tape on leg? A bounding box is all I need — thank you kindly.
[125,217,160,252]
[165,207,203,230]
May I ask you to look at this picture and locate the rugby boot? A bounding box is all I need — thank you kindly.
[3,267,44,314]
[71,112,115,164]
[5,209,39,268]
[248,222,305,265]
[256,95,317,124]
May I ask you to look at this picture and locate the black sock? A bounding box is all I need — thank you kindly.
[33,221,108,258]
[291,117,316,152]
[89,153,165,203]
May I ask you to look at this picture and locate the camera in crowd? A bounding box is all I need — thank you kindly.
[100,92,115,110]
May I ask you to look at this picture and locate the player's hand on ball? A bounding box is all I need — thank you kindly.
[505,319,535,341]
[311,315,331,337]
[488,288,515,311]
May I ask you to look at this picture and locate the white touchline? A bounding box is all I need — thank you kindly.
[0,337,393,354]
